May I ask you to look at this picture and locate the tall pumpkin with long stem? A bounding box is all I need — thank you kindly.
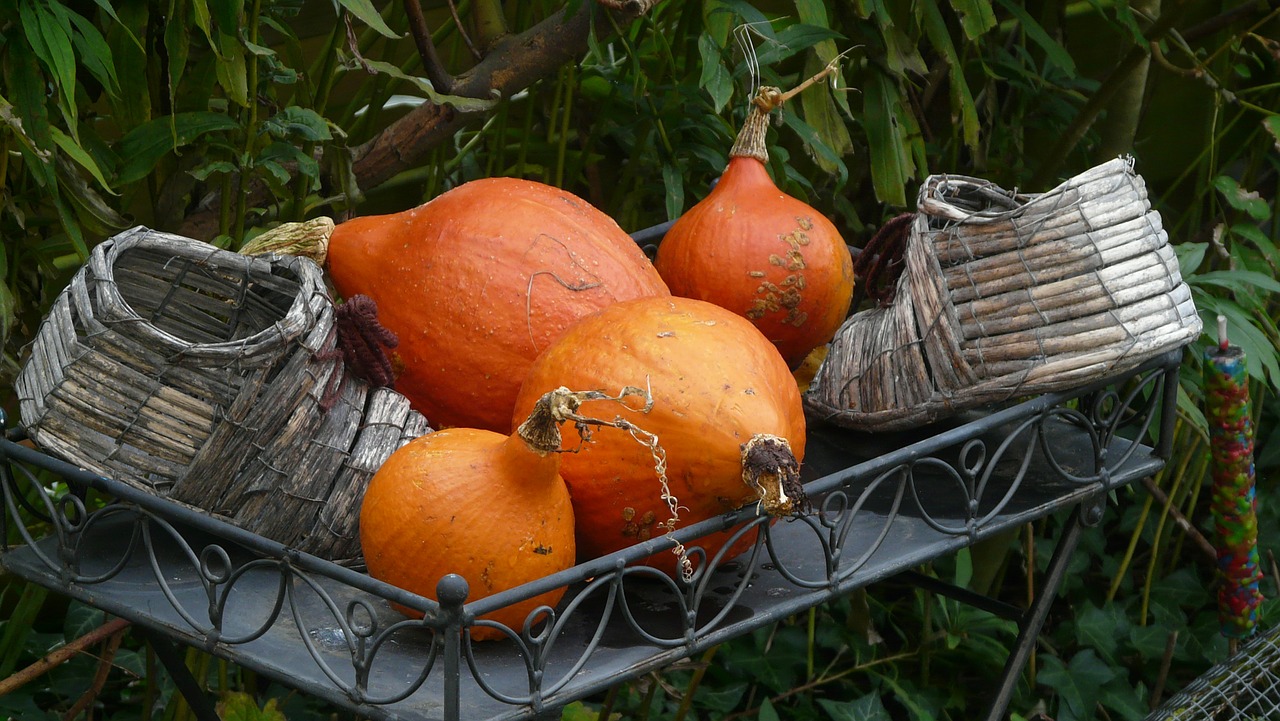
[655,83,855,368]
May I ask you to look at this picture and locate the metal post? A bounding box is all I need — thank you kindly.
[135,627,221,721]
[437,574,470,721]
[983,506,1086,721]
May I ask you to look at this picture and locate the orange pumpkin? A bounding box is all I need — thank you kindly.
[325,177,670,432]
[359,388,585,641]
[654,87,855,368]
[511,296,807,576]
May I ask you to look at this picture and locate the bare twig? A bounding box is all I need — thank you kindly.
[62,624,128,721]
[0,617,131,698]
[178,0,660,239]
[446,0,482,60]
[1140,476,1218,563]
[403,0,455,92]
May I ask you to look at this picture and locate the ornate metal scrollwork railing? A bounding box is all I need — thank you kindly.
[0,350,1179,720]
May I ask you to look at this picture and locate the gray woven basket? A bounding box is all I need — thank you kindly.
[806,157,1202,432]
[15,226,431,564]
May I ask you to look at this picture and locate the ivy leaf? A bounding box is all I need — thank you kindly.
[818,695,893,721]
[337,0,400,39]
[1038,650,1116,721]
[1074,602,1127,664]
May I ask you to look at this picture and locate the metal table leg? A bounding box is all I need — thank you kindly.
[983,505,1087,721]
[135,627,221,721]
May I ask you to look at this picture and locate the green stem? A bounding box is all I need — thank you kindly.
[672,646,719,721]
[555,64,575,188]
[471,0,508,50]
[232,0,264,246]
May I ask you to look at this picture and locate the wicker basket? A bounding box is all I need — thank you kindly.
[15,226,431,564]
[805,157,1202,432]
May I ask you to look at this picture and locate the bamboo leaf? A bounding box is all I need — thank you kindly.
[697,33,734,113]
[107,0,151,128]
[66,8,121,98]
[947,0,995,39]
[88,0,143,51]
[863,72,908,206]
[336,0,400,39]
[1191,270,1280,295]
[50,125,115,193]
[355,59,501,113]
[921,0,979,152]
[782,103,848,183]
[662,162,684,222]
[994,0,1075,74]
[22,0,79,134]
[166,0,190,110]
[116,111,240,184]
[215,30,249,107]
[191,0,216,48]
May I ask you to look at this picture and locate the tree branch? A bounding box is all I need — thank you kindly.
[404,0,455,93]
[177,0,659,240]
[0,617,131,697]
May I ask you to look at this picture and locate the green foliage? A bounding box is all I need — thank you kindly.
[1,0,1278,719]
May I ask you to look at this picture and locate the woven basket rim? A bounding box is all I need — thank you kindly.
[90,227,327,361]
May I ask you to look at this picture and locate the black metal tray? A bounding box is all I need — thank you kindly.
[0,349,1181,720]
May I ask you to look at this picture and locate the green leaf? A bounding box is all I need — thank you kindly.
[1099,678,1149,721]
[337,0,400,39]
[261,106,332,141]
[66,8,120,98]
[208,0,243,28]
[1175,241,1207,278]
[1192,269,1280,295]
[662,162,684,222]
[948,0,996,39]
[166,0,190,106]
[1265,115,1280,152]
[1074,602,1127,663]
[1175,384,1208,441]
[50,126,115,193]
[863,72,910,206]
[215,30,249,107]
[797,53,852,176]
[818,695,893,721]
[995,0,1075,74]
[1214,176,1271,221]
[698,33,734,113]
[116,111,240,184]
[216,692,286,721]
[921,0,979,151]
[22,0,79,135]
[1194,293,1279,384]
[107,0,151,128]
[355,58,501,113]
[1038,649,1116,721]
[191,0,215,47]
[758,698,781,721]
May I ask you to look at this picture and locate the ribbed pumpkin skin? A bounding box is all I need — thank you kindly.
[327,177,669,432]
[654,157,854,368]
[359,427,574,641]
[511,296,807,575]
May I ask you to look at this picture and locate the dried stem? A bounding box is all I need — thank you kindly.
[0,617,131,697]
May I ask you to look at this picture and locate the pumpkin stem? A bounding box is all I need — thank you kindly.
[516,385,653,455]
[728,51,850,164]
[742,434,806,517]
[239,217,334,264]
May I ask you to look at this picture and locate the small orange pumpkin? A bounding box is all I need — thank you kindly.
[359,388,608,641]
[511,296,807,576]
[654,87,855,368]
[324,177,670,432]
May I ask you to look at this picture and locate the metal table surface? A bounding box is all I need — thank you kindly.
[1,349,1182,721]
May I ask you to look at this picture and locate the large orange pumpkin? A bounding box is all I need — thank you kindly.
[654,87,855,368]
[360,389,586,641]
[511,296,807,576]
[324,177,670,431]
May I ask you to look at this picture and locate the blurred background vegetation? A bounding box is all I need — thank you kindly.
[1,0,1279,719]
